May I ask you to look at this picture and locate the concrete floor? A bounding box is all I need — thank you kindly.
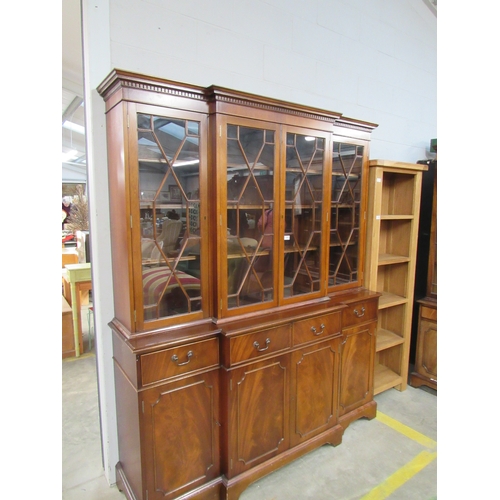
[62,314,437,500]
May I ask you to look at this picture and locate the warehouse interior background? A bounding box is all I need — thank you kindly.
[2,1,499,498]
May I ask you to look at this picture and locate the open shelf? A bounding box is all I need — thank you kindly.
[379,219,412,258]
[374,364,403,395]
[380,172,415,216]
[365,161,427,395]
[376,262,408,298]
[379,292,407,309]
[376,328,404,351]
[378,254,410,265]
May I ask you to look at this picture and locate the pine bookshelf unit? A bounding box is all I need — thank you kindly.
[364,160,427,394]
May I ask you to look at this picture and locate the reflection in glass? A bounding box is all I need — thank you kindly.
[226,124,275,308]
[284,133,324,298]
[137,114,202,320]
[329,142,364,286]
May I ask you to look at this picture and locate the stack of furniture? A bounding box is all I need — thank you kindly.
[98,70,381,500]
[364,160,427,394]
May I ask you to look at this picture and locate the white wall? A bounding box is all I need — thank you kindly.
[107,0,436,161]
[82,0,436,486]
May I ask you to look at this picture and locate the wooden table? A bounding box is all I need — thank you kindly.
[62,263,92,357]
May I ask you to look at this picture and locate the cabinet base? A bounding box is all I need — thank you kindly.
[409,372,437,391]
[116,462,222,500]
[220,424,344,500]
[116,463,137,500]
[338,400,377,431]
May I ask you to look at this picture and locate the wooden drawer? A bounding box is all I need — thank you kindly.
[292,312,341,346]
[140,337,219,386]
[229,325,291,365]
[421,306,437,321]
[342,299,378,328]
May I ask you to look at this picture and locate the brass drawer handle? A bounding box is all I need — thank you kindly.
[253,338,271,352]
[311,324,326,336]
[354,307,365,318]
[171,350,193,366]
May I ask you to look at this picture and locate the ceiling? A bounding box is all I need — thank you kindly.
[61,0,436,181]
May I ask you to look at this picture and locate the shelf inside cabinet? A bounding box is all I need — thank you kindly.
[227,249,270,260]
[374,364,403,395]
[142,254,198,266]
[140,202,185,210]
[376,328,404,351]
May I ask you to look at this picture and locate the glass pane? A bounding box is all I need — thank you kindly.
[226,124,275,308]
[329,142,364,286]
[284,133,324,298]
[137,113,202,320]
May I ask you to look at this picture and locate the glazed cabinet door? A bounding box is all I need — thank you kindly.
[225,354,290,477]
[281,127,329,303]
[140,370,220,500]
[129,104,210,331]
[218,117,334,316]
[339,321,376,416]
[328,140,368,290]
[290,338,340,447]
[219,117,280,314]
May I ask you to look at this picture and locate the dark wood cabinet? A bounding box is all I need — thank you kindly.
[410,159,437,390]
[98,70,380,500]
[411,299,437,390]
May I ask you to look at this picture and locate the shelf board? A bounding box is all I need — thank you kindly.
[376,329,404,351]
[378,254,410,265]
[142,254,198,266]
[379,214,414,220]
[227,204,270,210]
[374,364,403,395]
[227,249,269,260]
[329,241,356,248]
[140,202,184,209]
[378,292,407,309]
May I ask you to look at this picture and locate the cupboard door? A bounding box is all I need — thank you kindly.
[227,355,290,477]
[141,370,220,500]
[329,141,366,289]
[132,108,208,328]
[339,321,376,416]
[415,316,437,382]
[290,339,340,447]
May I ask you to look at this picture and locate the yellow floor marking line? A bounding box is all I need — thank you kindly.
[360,449,437,500]
[376,411,437,449]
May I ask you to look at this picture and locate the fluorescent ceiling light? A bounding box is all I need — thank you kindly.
[173,159,199,166]
[62,149,79,162]
[63,121,85,135]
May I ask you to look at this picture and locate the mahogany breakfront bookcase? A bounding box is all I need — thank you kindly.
[98,69,380,500]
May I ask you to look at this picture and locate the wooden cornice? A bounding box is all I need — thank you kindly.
[97,69,378,133]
